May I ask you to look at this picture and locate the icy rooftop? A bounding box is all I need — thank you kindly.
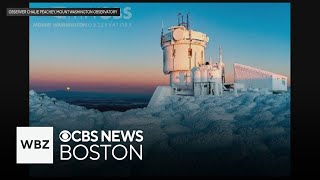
[29,89,290,176]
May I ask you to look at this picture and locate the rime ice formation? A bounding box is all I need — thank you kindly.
[149,15,288,108]
[29,89,290,176]
[159,15,225,98]
[234,63,288,91]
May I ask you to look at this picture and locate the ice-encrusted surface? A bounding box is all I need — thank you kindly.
[29,90,290,176]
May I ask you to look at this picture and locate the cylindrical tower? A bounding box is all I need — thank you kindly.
[161,19,209,93]
[207,67,221,83]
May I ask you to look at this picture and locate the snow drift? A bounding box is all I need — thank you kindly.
[29,90,290,176]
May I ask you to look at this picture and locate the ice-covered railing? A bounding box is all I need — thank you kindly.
[234,63,287,81]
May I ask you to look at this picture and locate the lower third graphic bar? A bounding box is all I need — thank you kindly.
[7,8,120,16]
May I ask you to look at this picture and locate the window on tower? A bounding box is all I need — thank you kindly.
[172,49,176,57]
[188,48,192,57]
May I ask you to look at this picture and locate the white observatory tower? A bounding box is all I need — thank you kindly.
[161,13,211,95]
[148,14,287,107]
[148,14,225,107]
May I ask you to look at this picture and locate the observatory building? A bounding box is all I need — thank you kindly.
[160,14,225,97]
[234,63,287,92]
[148,14,287,107]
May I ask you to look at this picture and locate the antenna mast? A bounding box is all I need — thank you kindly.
[219,45,225,83]
[160,20,164,45]
[219,45,223,63]
[187,13,189,29]
[181,15,184,27]
[178,13,181,26]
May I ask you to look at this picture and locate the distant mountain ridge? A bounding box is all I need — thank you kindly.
[38,90,152,99]
[35,90,151,112]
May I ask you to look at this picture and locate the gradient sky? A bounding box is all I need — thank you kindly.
[30,3,290,94]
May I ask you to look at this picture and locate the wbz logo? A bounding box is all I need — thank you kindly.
[16,127,53,164]
[20,139,50,149]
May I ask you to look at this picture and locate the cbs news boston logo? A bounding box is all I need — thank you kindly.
[17,127,143,164]
[16,127,53,164]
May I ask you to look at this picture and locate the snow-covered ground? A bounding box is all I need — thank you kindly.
[29,89,290,176]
